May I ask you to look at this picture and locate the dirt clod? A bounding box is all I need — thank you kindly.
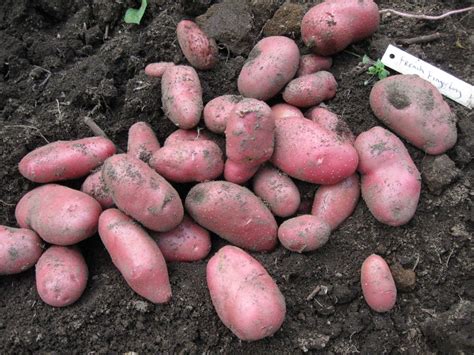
[422,154,460,194]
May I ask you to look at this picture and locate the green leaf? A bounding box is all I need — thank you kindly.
[124,0,148,25]
[362,55,371,64]
[368,66,377,74]
[378,68,390,80]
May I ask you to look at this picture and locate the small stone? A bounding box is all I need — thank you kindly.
[390,262,416,291]
[297,333,331,352]
[128,300,149,313]
[263,3,305,38]
[422,154,460,194]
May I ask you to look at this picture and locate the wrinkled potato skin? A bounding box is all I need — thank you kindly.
[278,215,331,253]
[177,20,218,70]
[127,122,161,163]
[283,71,337,107]
[81,168,114,209]
[297,54,333,77]
[203,95,243,134]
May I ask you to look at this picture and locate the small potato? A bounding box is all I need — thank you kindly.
[305,106,355,143]
[185,181,278,252]
[163,128,210,146]
[102,154,183,232]
[151,215,211,262]
[19,137,116,183]
[145,62,175,78]
[162,65,203,129]
[36,246,88,307]
[370,74,457,155]
[203,95,243,134]
[297,54,332,77]
[252,165,300,218]
[81,168,114,209]
[271,103,304,121]
[127,122,160,163]
[0,226,43,275]
[16,184,102,245]
[177,20,218,70]
[99,209,172,303]
[278,215,331,253]
[238,36,300,100]
[207,245,286,341]
[361,254,397,312]
[283,71,337,108]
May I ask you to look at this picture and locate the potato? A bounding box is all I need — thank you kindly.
[177,20,218,70]
[102,154,183,232]
[283,71,337,108]
[149,140,224,183]
[272,115,359,185]
[162,65,203,129]
[203,95,243,134]
[127,122,160,163]
[361,254,397,312]
[163,128,210,146]
[99,209,172,303]
[144,62,175,77]
[223,161,260,185]
[278,215,331,253]
[271,103,304,121]
[369,74,457,155]
[0,226,43,275]
[151,215,211,262]
[16,184,102,245]
[81,168,114,209]
[238,36,299,100]
[297,54,332,77]
[36,246,88,307]
[311,174,360,230]
[301,0,380,56]
[19,137,116,183]
[305,106,355,143]
[207,245,286,341]
[185,181,278,252]
[252,165,300,218]
[355,126,421,226]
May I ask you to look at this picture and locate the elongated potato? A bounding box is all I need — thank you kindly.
[278,215,331,253]
[297,54,332,77]
[283,71,337,108]
[163,128,210,146]
[185,181,278,252]
[305,106,355,143]
[81,168,114,209]
[145,62,175,77]
[127,121,160,163]
[177,20,218,70]
[15,184,102,245]
[207,246,286,341]
[99,209,172,303]
[203,95,243,134]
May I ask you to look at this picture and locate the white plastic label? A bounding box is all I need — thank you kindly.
[382,44,473,109]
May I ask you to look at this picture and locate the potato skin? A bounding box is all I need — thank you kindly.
[355,126,421,226]
[203,95,243,134]
[305,106,355,143]
[0,226,43,275]
[271,103,304,121]
[223,161,260,185]
[206,246,286,341]
[99,209,172,303]
[361,254,397,312]
[163,128,210,146]
[36,246,88,307]
[15,184,102,245]
[102,154,183,232]
[297,54,332,77]
[81,168,114,209]
[161,65,203,129]
[177,20,218,70]
[127,122,160,163]
[278,215,331,253]
[369,74,457,155]
[238,36,299,100]
[185,181,278,252]
[283,71,337,107]
[144,62,175,78]
[19,137,116,183]
[301,0,380,56]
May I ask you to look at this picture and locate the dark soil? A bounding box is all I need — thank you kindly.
[1,0,473,353]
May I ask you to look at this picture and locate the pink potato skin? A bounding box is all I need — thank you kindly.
[177,20,218,70]
[19,137,116,183]
[297,54,333,77]
[305,106,355,143]
[369,74,457,155]
[271,115,359,185]
[81,168,114,209]
[149,140,224,183]
[163,128,210,146]
[271,103,304,121]
[278,215,331,253]
[36,246,88,307]
[127,122,160,163]
[252,165,300,218]
[223,161,260,185]
[144,62,175,78]
[311,174,360,230]
[301,0,380,56]
[355,126,421,226]
[283,71,337,108]
[238,36,300,100]
[15,184,102,245]
[161,65,203,129]
[99,209,171,303]
[185,181,278,252]
[361,254,397,312]
[206,245,286,341]
[102,154,183,232]
[151,215,211,262]
[203,95,243,134]
[0,226,43,275]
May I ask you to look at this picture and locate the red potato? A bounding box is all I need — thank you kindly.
[19,137,116,183]
[127,122,160,163]
[144,62,175,78]
[0,226,43,275]
[207,245,286,341]
[369,74,457,155]
[278,215,331,253]
[223,161,260,185]
[283,71,337,108]
[151,215,211,262]
[162,65,203,129]
[252,165,300,218]
[177,20,218,70]
[301,0,380,56]
[361,254,397,312]
[271,103,304,121]
[99,209,171,303]
[36,246,88,307]
[297,54,333,77]
[203,95,243,134]
[163,128,210,146]
[16,184,102,245]
[305,106,355,143]
[185,181,278,252]
[238,36,300,100]
[81,168,114,209]
[355,126,421,226]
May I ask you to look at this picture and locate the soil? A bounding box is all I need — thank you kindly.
[0,0,473,353]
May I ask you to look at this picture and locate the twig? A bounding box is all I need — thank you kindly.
[3,125,50,144]
[445,249,454,267]
[32,66,51,90]
[306,285,321,301]
[84,116,109,139]
[104,24,109,40]
[412,254,420,271]
[0,199,16,207]
[380,6,474,20]
[398,32,443,45]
